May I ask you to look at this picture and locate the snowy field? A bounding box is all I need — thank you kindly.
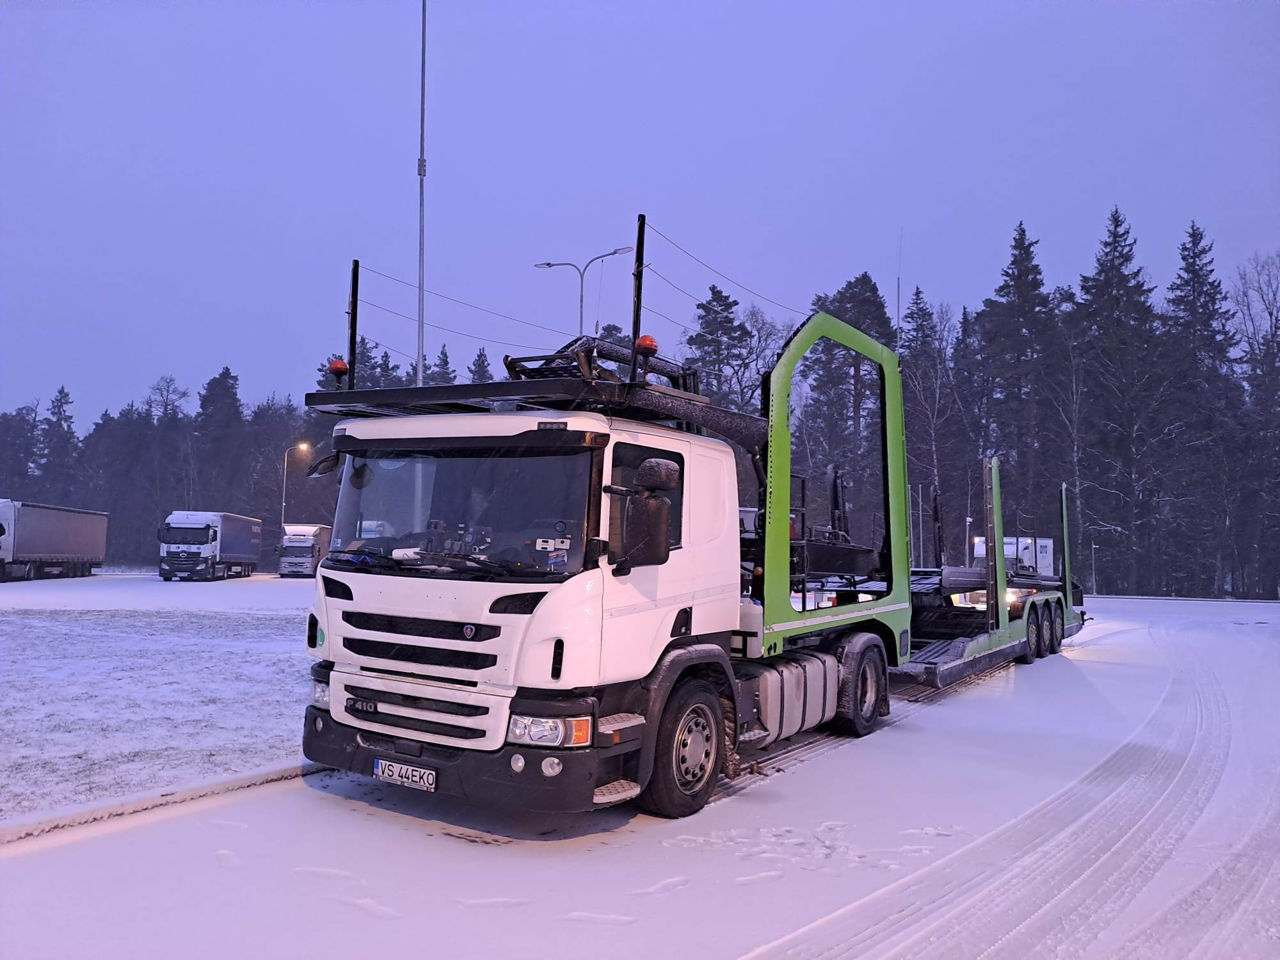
[1,595,1278,958]
[0,574,315,822]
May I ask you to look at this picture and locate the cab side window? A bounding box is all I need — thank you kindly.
[608,443,684,559]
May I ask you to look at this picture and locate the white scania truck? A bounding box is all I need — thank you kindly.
[158,511,262,581]
[278,524,332,577]
[0,500,108,581]
[301,319,1083,817]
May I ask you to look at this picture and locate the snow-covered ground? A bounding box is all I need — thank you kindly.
[2,596,1277,958]
[0,574,314,822]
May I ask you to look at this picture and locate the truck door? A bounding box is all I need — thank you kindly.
[599,439,694,685]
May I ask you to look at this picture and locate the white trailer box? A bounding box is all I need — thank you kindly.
[0,500,108,581]
[278,523,332,578]
[158,511,262,581]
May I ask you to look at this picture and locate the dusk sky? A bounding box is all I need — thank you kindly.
[2,0,1277,424]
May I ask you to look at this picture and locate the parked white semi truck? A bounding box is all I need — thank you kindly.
[302,318,1083,817]
[158,511,262,581]
[0,500,108,581]
[278,524,332,578]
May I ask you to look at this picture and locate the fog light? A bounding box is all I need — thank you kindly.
[313,716,323,733]
[541,757,562,777]
[510,754,525,773]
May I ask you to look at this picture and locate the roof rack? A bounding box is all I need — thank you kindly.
[305,336,768,450]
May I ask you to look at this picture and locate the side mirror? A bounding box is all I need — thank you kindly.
[156,526,165,542]
[307,452,341,478]
[0,523,6,538]
[209,529,218,543]
[618,495,671,574]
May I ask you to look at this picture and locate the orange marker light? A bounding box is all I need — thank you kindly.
[635,334,659,357]
[567,716,592,747]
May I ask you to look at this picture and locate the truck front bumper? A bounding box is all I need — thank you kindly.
[303,706,608,813]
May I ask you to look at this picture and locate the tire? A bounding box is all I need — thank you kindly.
[1048,602,1064,654]
[835,644,885,737]
[162,575,173,582]
[24,563,37,581]
[1033,604,1048,658]
[638,679,724,819]
[1016,607,1040,664]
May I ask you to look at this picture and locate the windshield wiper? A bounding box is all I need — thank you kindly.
[325,549,401,571]
[403,551,548,578]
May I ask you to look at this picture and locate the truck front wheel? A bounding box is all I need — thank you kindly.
[638,679,723,819]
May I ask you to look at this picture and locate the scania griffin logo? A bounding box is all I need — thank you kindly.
[462,624,476,640]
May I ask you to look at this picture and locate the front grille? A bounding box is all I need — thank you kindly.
[345,684,487,718]
[344,637,497,671]
[344,701,485,740]
[342,611,498,642]
[332,672,510,750]
[359,666,478,687]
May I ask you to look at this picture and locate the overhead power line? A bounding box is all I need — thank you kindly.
[645,222,806,316]
[644,264,704,306]
[641,304,697,335]
[359,298,551,351]
[360,264,573,338]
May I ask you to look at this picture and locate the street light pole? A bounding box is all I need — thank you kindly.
[535,246,634,337]
[281,442,311,531]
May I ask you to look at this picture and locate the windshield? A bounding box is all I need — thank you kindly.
[162,524,212,545]
[280,545,314,558]
[329,447,595,580]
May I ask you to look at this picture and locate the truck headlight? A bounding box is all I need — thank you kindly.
[195,560,207,569]
[310,680,330,709]
[507,714,591,748]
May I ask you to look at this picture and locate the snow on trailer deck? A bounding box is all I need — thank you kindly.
[3,598,1278,958]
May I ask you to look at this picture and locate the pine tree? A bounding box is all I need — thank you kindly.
[35,387,80,503]
[467,347,494,383]
[1161,222,1242,594]
[684,285,750,408]
[966,223,1052,531]
[1078,208,1169,594]
[0,405,39,499]
[194,367,247,510]
[599,323,629,347]
[426,345,457,385]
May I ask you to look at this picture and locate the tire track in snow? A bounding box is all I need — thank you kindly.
[894,636,1230,959]
[745,626,1191,959]
[1111,650,1280,959]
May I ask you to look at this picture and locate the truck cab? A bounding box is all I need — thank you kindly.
[158,511,262,581]
[279,524,332,578]
[304,406,742,813]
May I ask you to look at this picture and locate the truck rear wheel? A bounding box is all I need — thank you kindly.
[638,679,723,819]
[1017,607,1041,663]
[834,644,885,737]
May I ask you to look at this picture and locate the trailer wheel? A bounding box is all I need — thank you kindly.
[23,562,37,581]
[1017,607,1042,663]
[1048,603,1064,655]
[638,678,723,819]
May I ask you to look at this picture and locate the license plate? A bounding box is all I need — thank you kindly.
[373,758,436,792]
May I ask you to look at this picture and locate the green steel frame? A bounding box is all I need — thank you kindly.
[756,313,1080,665]
[759,312,913,657]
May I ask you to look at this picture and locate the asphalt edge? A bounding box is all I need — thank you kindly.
[0,762,333,847]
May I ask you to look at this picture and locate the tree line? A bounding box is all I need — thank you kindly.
[1,209,1276,596]
[674,210,1278,600]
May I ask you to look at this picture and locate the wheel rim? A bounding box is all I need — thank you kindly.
[1029,616,1040,656]
[858,659,878,718]
[672,703,716,795]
